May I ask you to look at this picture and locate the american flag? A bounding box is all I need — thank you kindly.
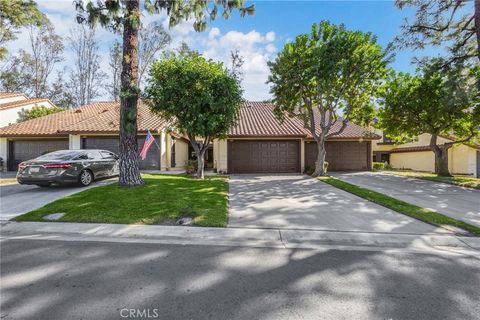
[139,131,155,160]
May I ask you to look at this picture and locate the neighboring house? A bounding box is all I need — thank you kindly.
[0,101,378,173]
[0,92,57,127]
[372,129,480,178]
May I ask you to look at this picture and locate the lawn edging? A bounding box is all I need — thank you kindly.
[318,176,480,236]
[387,171,480,190]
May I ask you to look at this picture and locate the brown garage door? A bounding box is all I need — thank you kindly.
[8,139,69,170]
[82,136,161,170]
[228,140,300,173]
[305,141,371,171]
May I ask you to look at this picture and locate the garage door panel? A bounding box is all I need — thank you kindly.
[305,141,369,171]
[83,136,161,170]
[8,140,69,170]
[228,140,300,173]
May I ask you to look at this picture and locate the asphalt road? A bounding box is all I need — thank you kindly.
[0,179,116,220]
[331,172,480,228]
[1,238,479,320]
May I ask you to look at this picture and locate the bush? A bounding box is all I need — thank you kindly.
[373,162,385,171]
[373,162,392,171]
[304,161,329,176]
[186,160,197,174]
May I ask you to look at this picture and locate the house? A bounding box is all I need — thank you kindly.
[0,92,57,127]
[372,129,480,178]
[0,101,379,173]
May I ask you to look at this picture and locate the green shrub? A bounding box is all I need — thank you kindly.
[304,161,329,176]
[373,162,385,171]
[186,160,197,174]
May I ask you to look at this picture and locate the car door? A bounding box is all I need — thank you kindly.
[100,151,119,176]
[85,151,105,178]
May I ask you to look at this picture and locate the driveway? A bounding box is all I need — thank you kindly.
[228,175,445,234]
[0,179,116,221]
[331,172,480,228]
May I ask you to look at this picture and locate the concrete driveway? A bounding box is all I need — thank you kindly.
[228,175,445,234]
[331,172,480,228]
[0,179,116,221]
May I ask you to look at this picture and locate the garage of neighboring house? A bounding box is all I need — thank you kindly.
[7,139,69,171]
[81,136,161,170]
[228,140,301,173]
[305,140,372,171]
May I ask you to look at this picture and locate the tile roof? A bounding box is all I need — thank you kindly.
[229,102,379,140]
[0,100,375,140]
[0,101,167,137]
[0,92,26,99]
[390,146,433,153]
[0,98,50,111]
[228,102,307,137]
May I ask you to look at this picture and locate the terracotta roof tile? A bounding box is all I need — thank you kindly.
[229,102,307,137]
[0,98,50,111]
[0,92,26,99]
[229,102,378,140]
[0,101,167,137]
[390,146,433,153]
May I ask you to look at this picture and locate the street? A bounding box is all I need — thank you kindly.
[1,236,479,320]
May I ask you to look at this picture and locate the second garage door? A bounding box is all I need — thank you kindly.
[228,140,300,173]
[82,136,161,170]
[305,141,371,171]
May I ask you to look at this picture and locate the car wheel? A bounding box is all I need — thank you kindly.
[78,170,93,187]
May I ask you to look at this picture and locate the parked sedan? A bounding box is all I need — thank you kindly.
[17,149,119,187]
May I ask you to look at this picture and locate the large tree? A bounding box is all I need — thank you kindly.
[74,0,254,186]
[0,21,63,98]
[146,54,243,179]
[395,0,479,65]
[379,60,480,176]
[268,21,390,176]
[67,25,106,107]
[0,0,43,59]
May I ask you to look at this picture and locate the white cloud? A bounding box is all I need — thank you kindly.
[5,1,277,101]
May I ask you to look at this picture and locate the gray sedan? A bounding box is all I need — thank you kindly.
[17,149,119,187]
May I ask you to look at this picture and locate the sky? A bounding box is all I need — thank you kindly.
[7,0,433,102]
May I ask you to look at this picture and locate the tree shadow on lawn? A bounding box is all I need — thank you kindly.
[1,238,479,320]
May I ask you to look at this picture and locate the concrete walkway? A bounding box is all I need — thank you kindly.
[1,221,479,253]
[0,178,116,221]
[331,172,480,228]
[228,175,447,234]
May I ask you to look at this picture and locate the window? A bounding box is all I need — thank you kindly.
[101,151,117,160]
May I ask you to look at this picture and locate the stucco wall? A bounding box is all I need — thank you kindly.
[449,144,477,176]
[214,139,228,173]
[390,151,435,172]
[0,101,53,128]
[174,139,189,169]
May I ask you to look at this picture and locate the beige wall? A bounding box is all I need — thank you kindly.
[213,139,228,173]
[173,139,189,169]
[0,137,7,171]
[0,95,26,104]
[391,151,435,172]
[449,144,477,176]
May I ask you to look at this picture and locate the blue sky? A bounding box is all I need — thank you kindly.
[10,0,434,101]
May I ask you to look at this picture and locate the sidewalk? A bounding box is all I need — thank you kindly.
[1,221,479,255]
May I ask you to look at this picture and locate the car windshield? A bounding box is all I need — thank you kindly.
[35,150,82,161]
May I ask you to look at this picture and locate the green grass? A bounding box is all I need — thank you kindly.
[318,176,480,236]
[15,174,229,227]
[389,171,480,190]
[0,178,17,185]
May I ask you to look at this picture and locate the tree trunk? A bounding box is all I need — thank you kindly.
[475,0,480,62]
[118,0,143,187]
[312,135,327,177]
[196,151,205,179]
[430,134,451,177]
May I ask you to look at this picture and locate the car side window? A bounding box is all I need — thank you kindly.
[100,151,116,160]
[86,152,98,160]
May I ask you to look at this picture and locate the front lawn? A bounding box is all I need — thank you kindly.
[15,174,229,227]
[319,176,480,236]
[389,171,480,190]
